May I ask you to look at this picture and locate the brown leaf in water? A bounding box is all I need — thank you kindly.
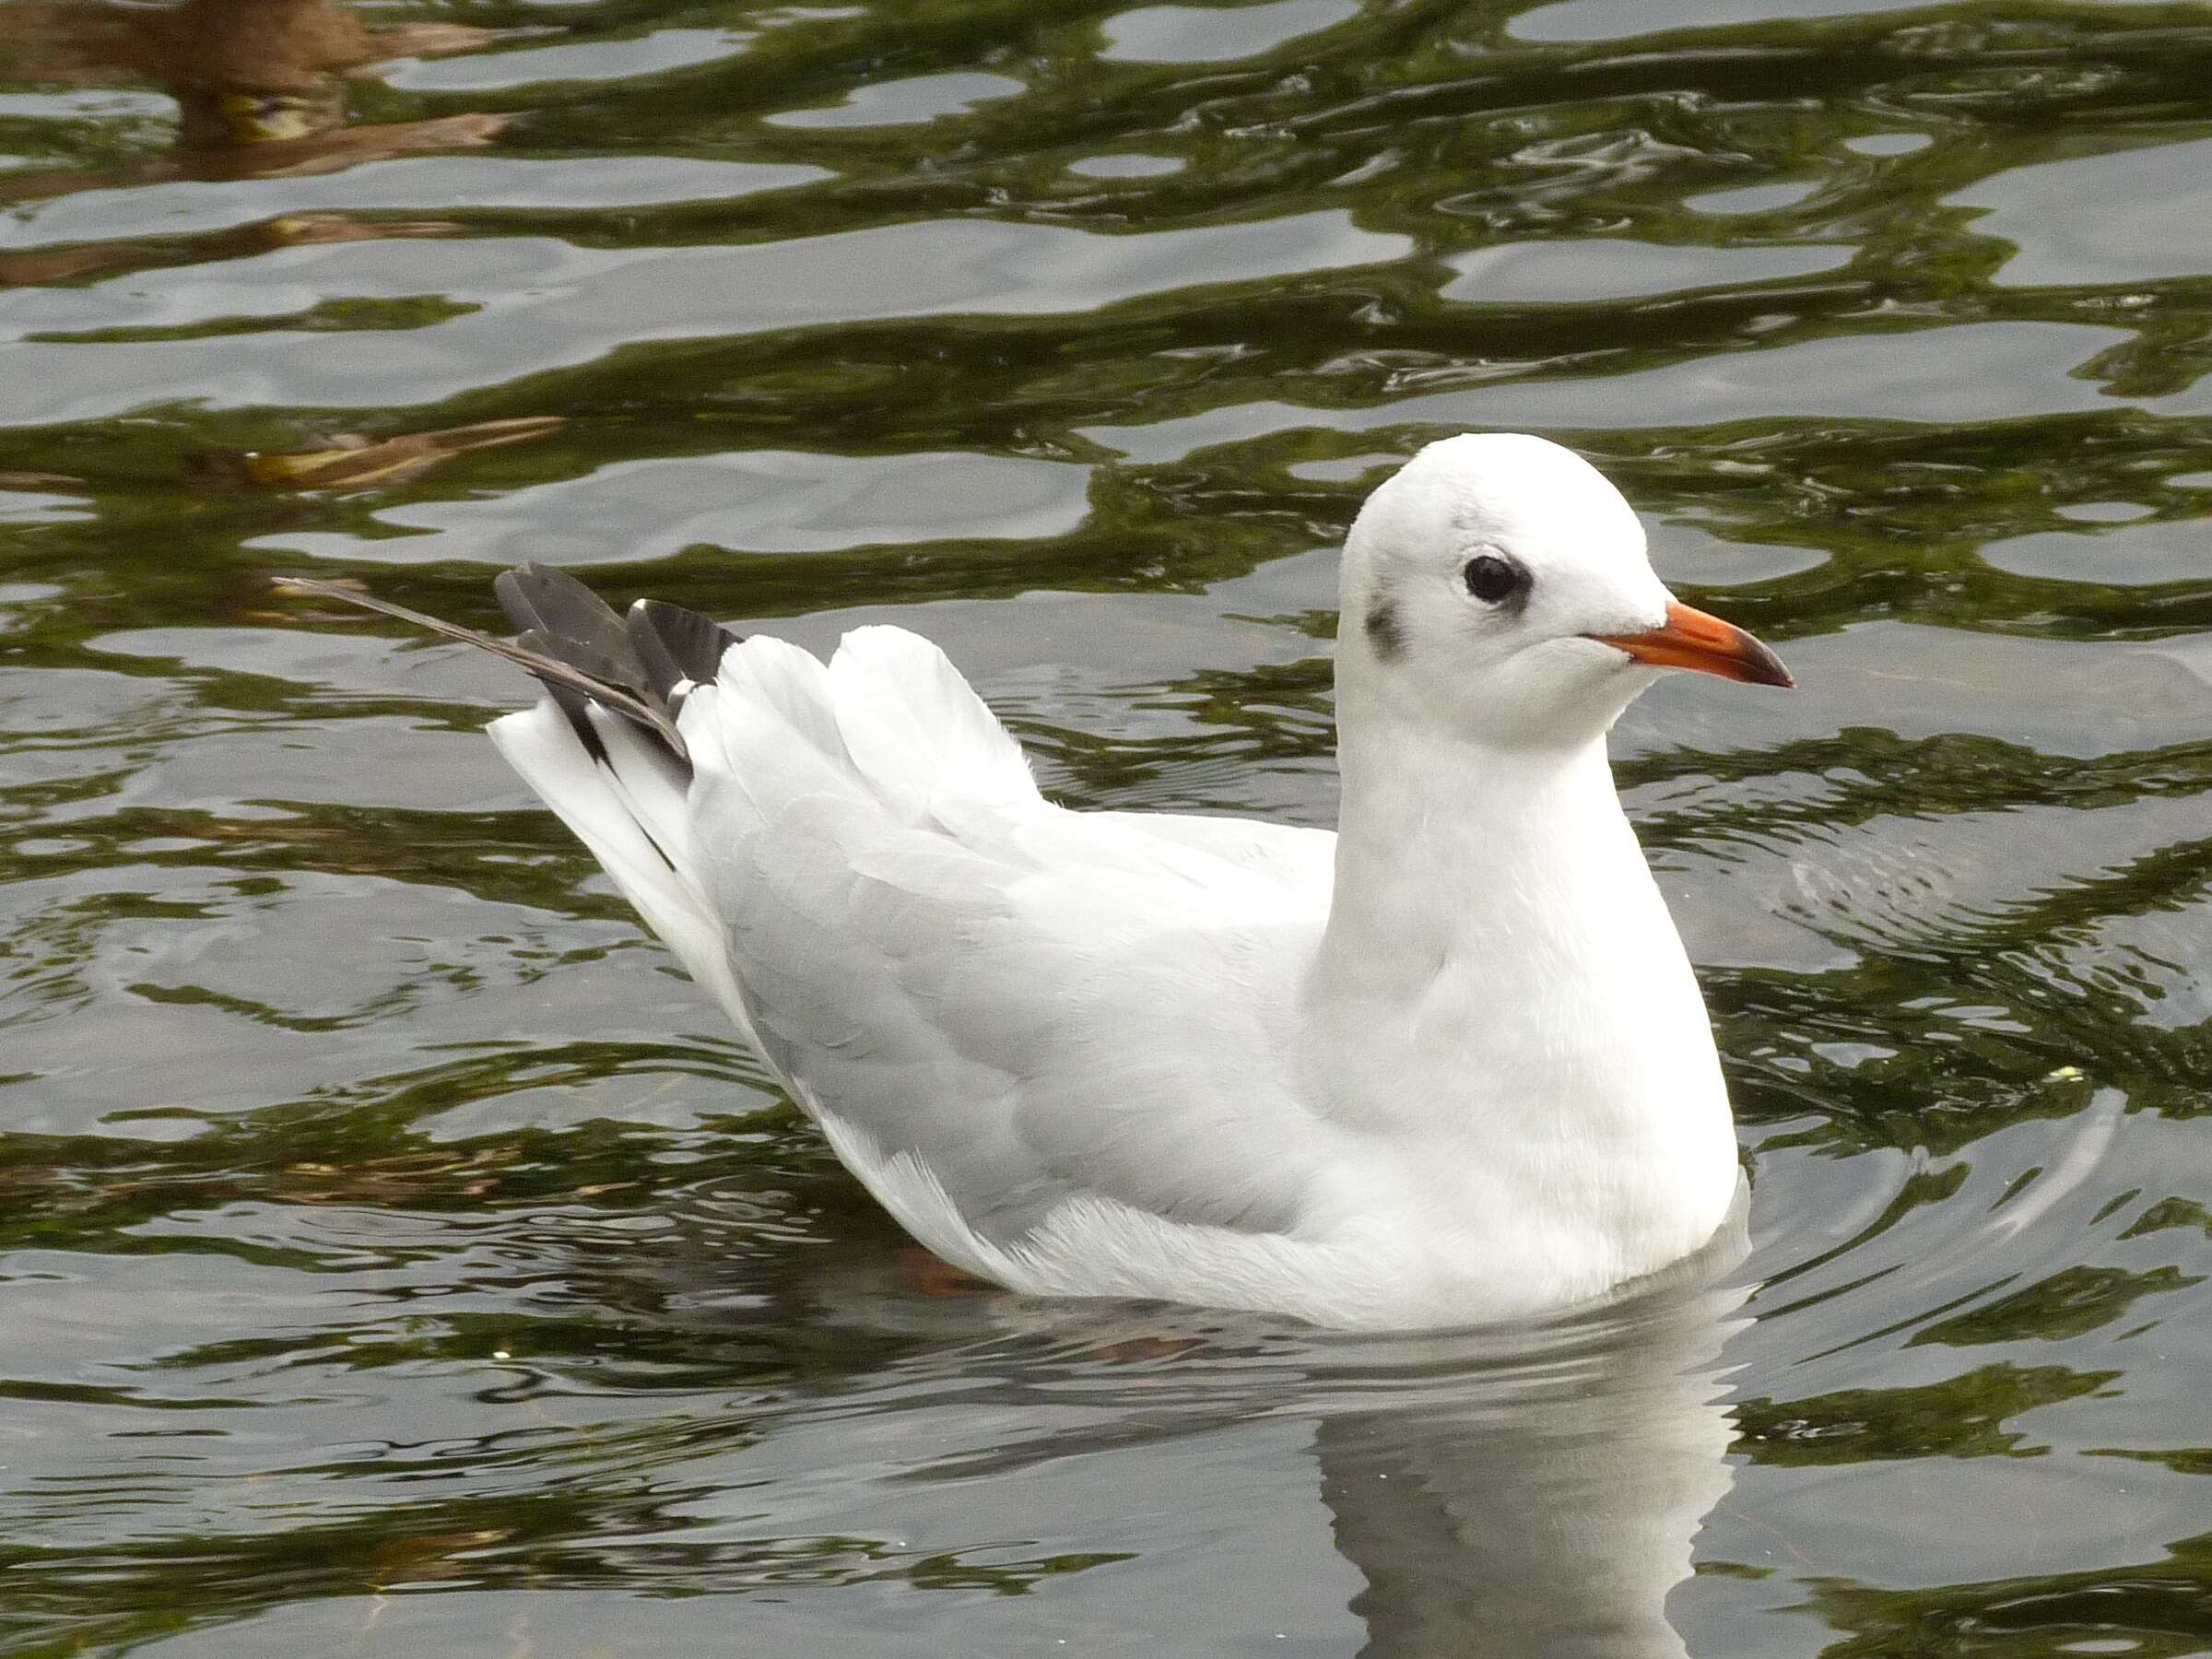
[0,111,506,209]
[253,215,468,249]
[220,111,510,175]
[243,417,566,489]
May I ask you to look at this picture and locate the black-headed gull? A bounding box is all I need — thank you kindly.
[288,432,1791,1329]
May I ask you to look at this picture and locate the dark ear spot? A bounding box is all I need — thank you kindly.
[1363,596,1405,663]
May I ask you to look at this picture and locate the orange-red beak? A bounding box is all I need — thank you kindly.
[1588,600,1793,688]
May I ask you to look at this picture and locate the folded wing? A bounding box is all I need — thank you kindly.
[683,629,1338,1250]
[489,612,1340,1278]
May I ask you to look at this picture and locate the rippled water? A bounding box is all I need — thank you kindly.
[4,0,2212,1653]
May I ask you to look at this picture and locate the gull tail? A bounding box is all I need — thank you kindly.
[275,566,756,1029]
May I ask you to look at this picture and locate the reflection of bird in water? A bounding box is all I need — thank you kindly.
[124,0,393,144]
[0,0,506,212]
[119,0,502,147]
[1310,1236,1747,1658]
[681,1201,1747,1655]
[0,0,546,483]
[773,1213,1751,1656]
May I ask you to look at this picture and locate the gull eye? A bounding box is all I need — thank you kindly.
[1462,553,1524,606]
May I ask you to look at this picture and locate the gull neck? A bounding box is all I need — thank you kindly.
[1298,668,1740,1294]
[1312,680,1654,1015]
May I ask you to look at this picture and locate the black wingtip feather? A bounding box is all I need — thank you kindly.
[497,564,653,693]
[629,599,738,699]
[275,567,743,771]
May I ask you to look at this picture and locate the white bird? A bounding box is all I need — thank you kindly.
[290,432,1791,1330]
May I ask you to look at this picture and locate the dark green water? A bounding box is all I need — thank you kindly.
[4,0,2212,1653]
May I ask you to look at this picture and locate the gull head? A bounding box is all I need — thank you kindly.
[1340,432,1791,750]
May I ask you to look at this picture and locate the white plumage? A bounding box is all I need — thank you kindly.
[368,432,1792,1329]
